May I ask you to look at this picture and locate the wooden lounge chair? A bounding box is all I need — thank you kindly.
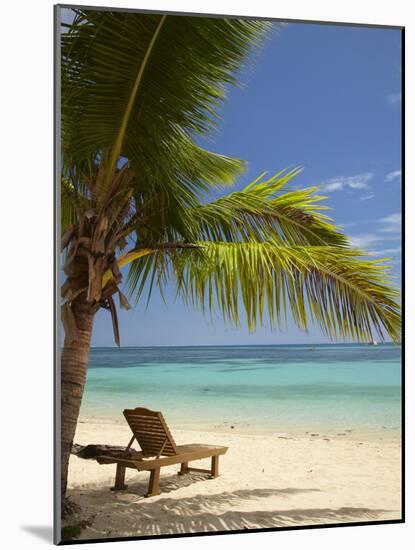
[96,407,228,497]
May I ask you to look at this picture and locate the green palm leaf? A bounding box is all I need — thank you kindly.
[62,11,272,204]
[118,169,349,247]
[186,169,350,246]
[126,241,400,342]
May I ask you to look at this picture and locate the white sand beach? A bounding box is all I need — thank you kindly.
[65,420,402,540]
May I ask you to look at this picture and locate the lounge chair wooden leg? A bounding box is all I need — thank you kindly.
[111,464,128,491]
[210,455,219,478]
[178,462,189,475]
[145,467,161,497]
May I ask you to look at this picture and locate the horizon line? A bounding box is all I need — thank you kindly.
[89,342,395,349]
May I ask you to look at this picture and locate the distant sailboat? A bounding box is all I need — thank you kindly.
[370,340,378,346]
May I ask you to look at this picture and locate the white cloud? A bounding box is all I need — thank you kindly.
[350,229,401,250]
[385,170,401,183]
[323,181,344,192]
[379,212,401,233]
[319,173,373,193]
[373,247,401,257]
[349,233,382,250]
[360,193,375,201]
[348,213,401,260]
[388,92,401,105]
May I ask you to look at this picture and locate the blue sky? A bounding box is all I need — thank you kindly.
[86,20,402,347]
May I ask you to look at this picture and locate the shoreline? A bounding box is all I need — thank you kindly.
[78,415,401,441]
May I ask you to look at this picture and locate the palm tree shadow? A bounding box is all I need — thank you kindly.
[67,479,397,540]
[86,470,321,500]
[129,471,218,496]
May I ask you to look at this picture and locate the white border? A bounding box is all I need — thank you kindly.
[2,1,412,548]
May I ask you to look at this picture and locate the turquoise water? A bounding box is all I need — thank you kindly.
[80,344,402,435]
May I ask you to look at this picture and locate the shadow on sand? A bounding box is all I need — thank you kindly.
[65,473,394,540]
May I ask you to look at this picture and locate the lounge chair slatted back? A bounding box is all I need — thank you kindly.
[97,406,228,497]
[123,407,177,457]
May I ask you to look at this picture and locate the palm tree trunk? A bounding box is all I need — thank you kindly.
[61,302,95,498]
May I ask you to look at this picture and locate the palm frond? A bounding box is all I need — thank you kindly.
[61,176,91,230]
[126,241,401,343]
[61,11,272,203]
[186,169,349,246]
[122,169,348,249]
[61,177,78,229]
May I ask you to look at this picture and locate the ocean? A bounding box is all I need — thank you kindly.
[79,344,402,436]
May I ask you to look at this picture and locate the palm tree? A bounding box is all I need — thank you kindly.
[60,10,400,500]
